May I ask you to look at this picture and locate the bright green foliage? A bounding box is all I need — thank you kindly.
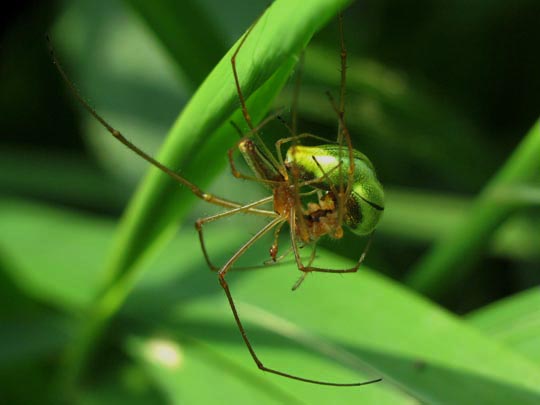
[1,0,540,403]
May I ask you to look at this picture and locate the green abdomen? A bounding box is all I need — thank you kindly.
[286,142,385,235]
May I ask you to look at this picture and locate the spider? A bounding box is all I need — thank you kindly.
[49,10,384,387]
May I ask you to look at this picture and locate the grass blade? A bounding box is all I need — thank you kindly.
[406,118,540,297]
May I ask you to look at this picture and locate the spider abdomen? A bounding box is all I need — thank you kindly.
[285,142,385,235]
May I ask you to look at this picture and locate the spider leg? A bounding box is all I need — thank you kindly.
[47,37,270,214]
[217,217,378,386]
[196,196,276,270]
[289,200,373,274]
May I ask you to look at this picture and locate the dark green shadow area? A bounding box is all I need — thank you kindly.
[0,255,71,369]
[0,256,72,403]
[79,75,186,126]
[342,345,540,404]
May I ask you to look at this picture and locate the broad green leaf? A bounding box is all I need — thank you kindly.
[126,254,540,404]
[0,198,243,312]
[4,199,540,403]
[0,199,110,310]
[467,288,540,364]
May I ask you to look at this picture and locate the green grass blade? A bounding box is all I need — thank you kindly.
[381,188,540,261]
[406,118,540,297]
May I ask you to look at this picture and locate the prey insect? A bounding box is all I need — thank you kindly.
[49,11,384,387]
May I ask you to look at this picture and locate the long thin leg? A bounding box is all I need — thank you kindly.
[308,235,373,275]
[289,206,373,274]
[327,13,355,232]
[264,245,294,265]
[231,108,284,140]
[275,49,304,140]
[311,157,341,206]
[196,196,276,270]
[229,118,288,185]
[230,20,293,183]
[264,237,318,266]
[47,37,269,216]
[231,22,258,132]
[288,149,311,242]
[269,220,286,262]
[337,12,348,144]
[326,92,355,185]
[217,217,378,386]
[230,21,278,161]
[195,196,277,271]
[291,240,318,291]
[326,91,356,230]
[291,52,305,136]
[228,109,287,184]
[275,115,295,137]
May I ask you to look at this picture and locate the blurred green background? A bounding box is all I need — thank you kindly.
[1,0,540,403]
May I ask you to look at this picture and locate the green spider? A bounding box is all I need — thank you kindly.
[49,11,384,387]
